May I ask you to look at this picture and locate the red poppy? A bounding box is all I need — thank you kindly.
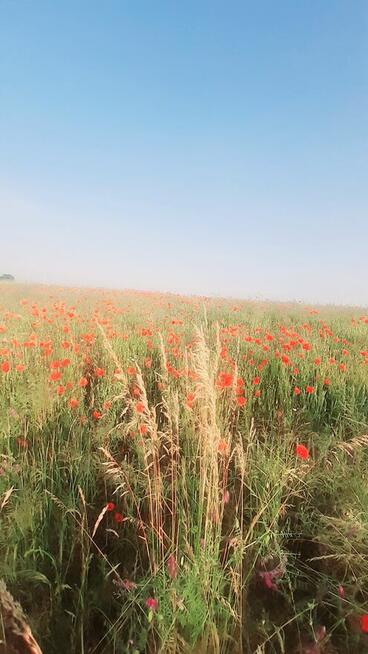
[216,372,233,389]
[1,361,10,373]
[139,424,148,435]
[236,396,246,407]
[106,502,115,512]
[49,371,62,382]
[69,398,79,409]
[294,386,301,396]
[78,377,88,388]
[95,367,105,377]
[252,376,260,386]
[218,439,229,456]
[360,614,368,633]
[295,444,309,460]
[135,401,145,414]
[114,511,124,524]
[15,364,25,372]
[186,392,195,409]
[57,385,65,396]
[306,385,314,394]
[92,410,102,420]
[145,597,158,611]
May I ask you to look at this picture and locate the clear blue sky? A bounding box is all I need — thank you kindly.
[1,1,367,305]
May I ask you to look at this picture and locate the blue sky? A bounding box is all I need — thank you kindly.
[1,1,367,304]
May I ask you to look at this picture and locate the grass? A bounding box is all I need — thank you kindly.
[0,283,368,653]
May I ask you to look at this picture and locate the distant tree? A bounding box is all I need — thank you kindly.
[0,274,15,281]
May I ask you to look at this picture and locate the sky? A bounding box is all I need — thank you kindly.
[0,1,367,305]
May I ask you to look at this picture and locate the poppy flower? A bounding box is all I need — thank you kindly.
[295,444,309,460]
[360,614,368,633]
[218,439,229,456]
[106,502,115,512]
[306,385,314,394]
[57,385,65,396]
[186,392,195,409]
[145,597,158,611]
[114,511,124,524]
[138,424,148,435]
[1,361,10,373]
[294,386,301,396]
[15,364,25,372]
[252,376,260,386]
[69,398,79,409]
[78,377,88,388]
[216,372,233,389]
[49,371,62,382]
[236,396,246,407]
[95,367,105,377]
[92,410,102,420]
[135,401,145,414]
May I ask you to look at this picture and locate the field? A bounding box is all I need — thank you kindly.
[1,283,368,653]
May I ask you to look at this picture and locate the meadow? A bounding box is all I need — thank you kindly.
[0,283,368,653]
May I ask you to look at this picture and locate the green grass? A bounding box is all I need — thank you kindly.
[0,283,368,653]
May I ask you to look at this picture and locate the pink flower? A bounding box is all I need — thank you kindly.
[145,597,158,611]
[122,579,137,591]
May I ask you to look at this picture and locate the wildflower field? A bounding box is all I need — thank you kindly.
[1,284,368,654]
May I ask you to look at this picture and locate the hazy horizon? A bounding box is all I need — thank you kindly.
[1,2,367,305]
